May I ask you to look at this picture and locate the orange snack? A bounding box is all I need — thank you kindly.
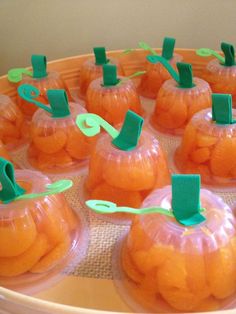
[23,91,96,173]
[17,55,70,118]
[151,77,212,135]
[0,166,83,290]
[86,64,142,126]
[0,95,29,150]
[79,47,124,99]
[117,186,236,312]
[138,54,182,99]
[175,106,236,187]
[85,129,170,212]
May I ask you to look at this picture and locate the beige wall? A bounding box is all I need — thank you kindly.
[1,0,236,75]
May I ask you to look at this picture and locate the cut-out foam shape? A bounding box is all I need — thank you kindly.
[31,54,48,78]
[112,110,144,151]
[212,93,236,125]
[147,55,195,88]
[16,179,73,201]
[0,158,25,204]
[172,174,206,226]
[196,48,225,63]
[7,68,33,83]
[139,37,176,60]
[18,84,71,118]
[76,110,143,151]
[93,47,109,65]
[102,64,120,86]
[196,42,235,66]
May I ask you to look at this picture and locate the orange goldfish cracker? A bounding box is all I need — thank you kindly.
[210,138,236,177]
[190,147,211,164]
[91,182,142,208]
[30,235,71,273]
[205,245,236,299]
[0,213,37,257]
[0,233,48,277]
[33,130,67,154]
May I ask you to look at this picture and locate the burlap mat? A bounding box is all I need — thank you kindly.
[10,99,236,280]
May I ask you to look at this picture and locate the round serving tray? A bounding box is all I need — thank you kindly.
[0,48,235,314]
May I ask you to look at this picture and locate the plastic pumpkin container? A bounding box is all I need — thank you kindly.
[76,110,170,223]
[115,178,236,312]
[18,85,96,174]
[198,42,236,107]
[148,57,212,135]
[16,55,70,118]
[86,64,143,126]
[175,94,236,189]
[79,47,124,99]
[0,159,86,293]
[138,37,183,99]
[0,94,29,150]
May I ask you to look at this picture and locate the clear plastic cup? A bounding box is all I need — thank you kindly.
[28,102,96,174]
[0,95,29,150]
[79,57,124,100]
[85,128,170,222]
[0,169,87,292]
[86,77,143,126]
[138,53,183,99]
[150,78,212,135]
[115,186,236,312]
[17,72,70,118]
[174,108,236,189]
[203,59,236,106]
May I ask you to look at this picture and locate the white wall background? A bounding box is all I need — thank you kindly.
[0,0,236,74]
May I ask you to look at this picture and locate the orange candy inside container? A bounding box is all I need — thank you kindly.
[17,55,70,118]
[148,57,212,135]
[76,110,170,223]
[86,64,143,126]
[138,38,183,99]
[79,47,124,99]
[115,180,236,312]
[18,85,95,174]
[0,94,29,150]
[0,160,88,293]
[198,42,236,107]
[175,94,236,189]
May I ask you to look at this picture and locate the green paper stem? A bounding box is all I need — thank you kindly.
[102,64,120,86]
[18,84,71,118]
[16,179,73,201]
[162,37,175,60]
[196,48,225,63]
[147,55,195,88]
[116,71,146,86]
[212,93,236,124]
[0,158,25,204]
[112,110,143,151]
[221,42,235,66]
[76,113,119,138]
[46,90,71,118]
[7,68,33,83]
[31,55,47,79]
[171,174,206,226]
[93,47,108,65]
[86,200,174,217]
[138,41,157,56]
